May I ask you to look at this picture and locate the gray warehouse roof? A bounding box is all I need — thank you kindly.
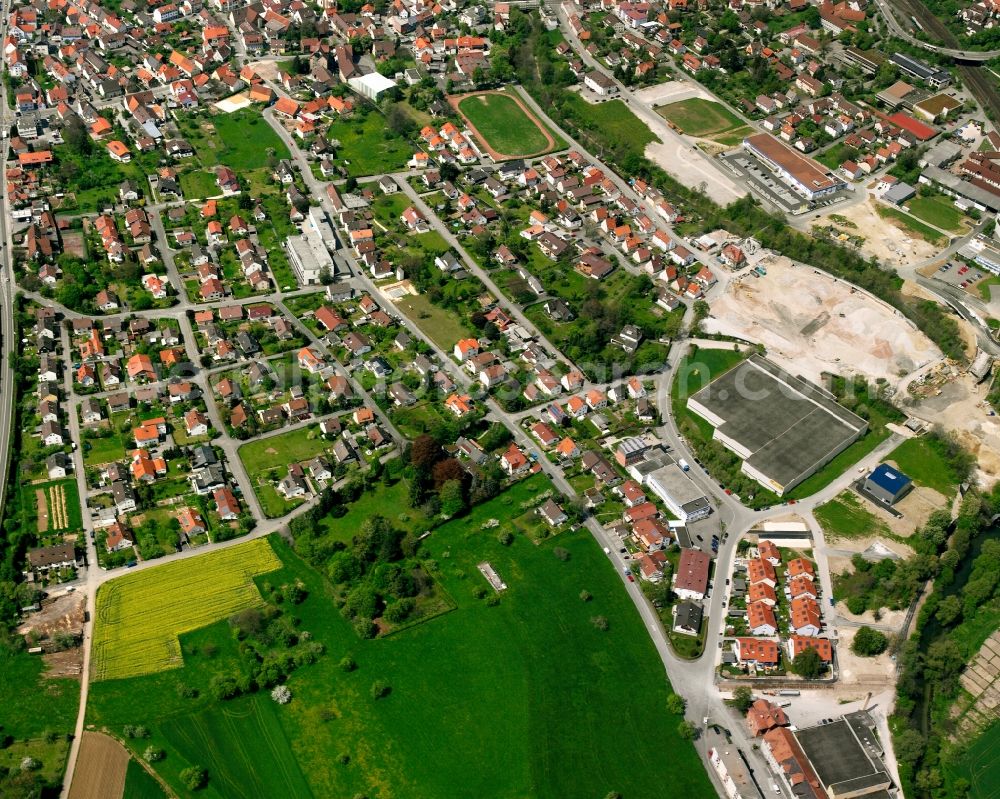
[688,355,867,492]
[795,712,890,796]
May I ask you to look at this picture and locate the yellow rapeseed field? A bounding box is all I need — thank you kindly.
[91,538,282,681]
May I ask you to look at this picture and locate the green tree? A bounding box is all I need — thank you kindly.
[792,646,824,680]
[851,626,888,657]
[677,720,697,740]
[666,693,686,715]
[731,686,754,713]
[935,594,962,627]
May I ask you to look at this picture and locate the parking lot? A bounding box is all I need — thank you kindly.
[934,260,986,293]
[719,152,854,216]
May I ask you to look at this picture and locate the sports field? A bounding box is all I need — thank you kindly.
[456,91,556,158]
[656,97,753,146]
[91,539,282,681]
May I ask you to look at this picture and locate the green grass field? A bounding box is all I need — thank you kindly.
[84,433,127,466]
[87,482,711,799]
[160,694,313,799]
[238,427,335,473]
[179,170,221,200]
[562,94,658,159]
[394,292,475,350]
[955,721,1000,799]
[239,427,334,516]
[316,477,431,544]
[814,491,890,540]
[886,436,961,497]
[656,97,753,146]
[0,645,79,739]
[458,92,552,156]
[877,205,947,246]
[212,111,289,170]
[327,112,413,177]
[123,760,168,799]
[91,539,282,680]
[906,195,967,233]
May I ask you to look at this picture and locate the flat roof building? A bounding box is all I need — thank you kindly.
[687,355,868,496]
[743,133,847,201]
[795,712,892,799]
[285,207,338,287]
[889,53,951,88]
[631,453,713,522]
[348,72,398,100]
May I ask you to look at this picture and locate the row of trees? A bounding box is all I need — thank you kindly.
[892,485,1000,797]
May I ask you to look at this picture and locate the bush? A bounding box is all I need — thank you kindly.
[852,626,888,656]
[339,656,357,672]
[370,680,391,700]
[591,615,609,631]
[271,685,292,704]
[143,747,163,763]
[497,531,514,546]
[180,766,208,791]
[666,694,686,715]
[553,547,571,561]
[579,590,592,602]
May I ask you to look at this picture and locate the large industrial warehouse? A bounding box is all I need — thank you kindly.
[686,355,868,495]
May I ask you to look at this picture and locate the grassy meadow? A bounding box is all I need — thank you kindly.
[86,482,711,798]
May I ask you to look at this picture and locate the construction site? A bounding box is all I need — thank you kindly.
[704,255,942,391]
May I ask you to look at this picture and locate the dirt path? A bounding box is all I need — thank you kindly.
[67,732,128,799]
[36,488,49,532]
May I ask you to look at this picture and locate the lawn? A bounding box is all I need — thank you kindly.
[91,538,282,680]
[88,482,712,799]
[814,491,890,539]
[84,433,127,466]
[123,760,168,799]
[886,436,961,497]
[0,645,79,739]
[656,97,753,145]
[561,94,658,159]
[877,205,947,246]
[457,92,552,156]
[209,111,289,170]
[906,195,967,233]
[315,476,431,544]
[327,112,413,177]
[393,292,475,351]
[180,169,222,200]
[238,427,332,477]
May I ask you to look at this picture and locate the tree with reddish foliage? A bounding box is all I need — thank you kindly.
[432,458,464,490]
[409,434,440,473]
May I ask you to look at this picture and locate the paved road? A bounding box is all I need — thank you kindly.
[0,0,17,575]
[873,0,1000,61]
[45,58,921,798]
[550,2,746,206]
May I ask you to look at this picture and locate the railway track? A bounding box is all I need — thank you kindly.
[888,0,1000,121]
